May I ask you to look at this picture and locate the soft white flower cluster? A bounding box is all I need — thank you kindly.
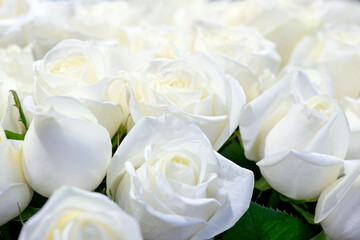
[0,0,359,239]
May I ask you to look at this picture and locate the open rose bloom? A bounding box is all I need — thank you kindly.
[107,114,254,240]
[1,0,360,239]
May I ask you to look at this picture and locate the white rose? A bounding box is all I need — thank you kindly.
[107,114,254,240]
[128,53,245,150]
[190,20,281,76]
[22,96,112,197]
[321,0,360,27]
[0,45,34,131]
[0,126,33,226]
[0,45,34,91]
[0,72,13,122]
[172,0,230,26]
[0,45,34,124]
[104,75,132,129]
[217,0,321,64]
[279,65,334,97]
[257,150,343,200]
[126,25,185,60]
[218,0,321,26]
[34,39,106,99]
[31,1,128,58]
[188,20,280,102]
[339,97,360,159]
[34,39,124,137]
[130,0,205,25]
[289,25,360,160]
[19,187,143,240]
[30,1,78,59]
[96,40,154,74]
[289,25,360,99]
[315,160,360,240]
[0,72,29,135]
[239,71,350,161]
[0,47,33,132]
[0,91,27,135]
[67,1,132,44]
[0,0,33,47]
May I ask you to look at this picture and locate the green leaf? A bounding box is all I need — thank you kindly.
[111,125,127,154]
[109,189,114,200]
[279,194,317,225]
[4,130,25,140]
[310,231,331,240]
[13,207,39,222]
[255,177,272,191]
[219,139,261,179]
[94,177,107,195]
[0,221,22,240]
[10,90,28,130]
[290,203,316,225]
[267,190,281,209]
[17,204,24,225]
[0,225,14,240]
[222,202,316,240]
[28,192,48,209]
[254,177,272,199]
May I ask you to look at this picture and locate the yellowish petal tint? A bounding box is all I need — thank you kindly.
[306,95,335,117]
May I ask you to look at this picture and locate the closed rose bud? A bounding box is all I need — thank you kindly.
[240,71,350,161]
[22,96,111,197]
[0,127,33,226]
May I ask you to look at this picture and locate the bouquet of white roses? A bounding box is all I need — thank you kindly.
[1,0,360,239]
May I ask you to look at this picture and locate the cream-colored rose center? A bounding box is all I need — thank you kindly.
[45,210,120,240]
[155,153,200,186]
[155,70,210,97]
[171,156,190,166]
[45,211,81,240]
[153,71,196,91]
[49,57,86,80]
[306,96,335,117]
[164,74,188,89]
